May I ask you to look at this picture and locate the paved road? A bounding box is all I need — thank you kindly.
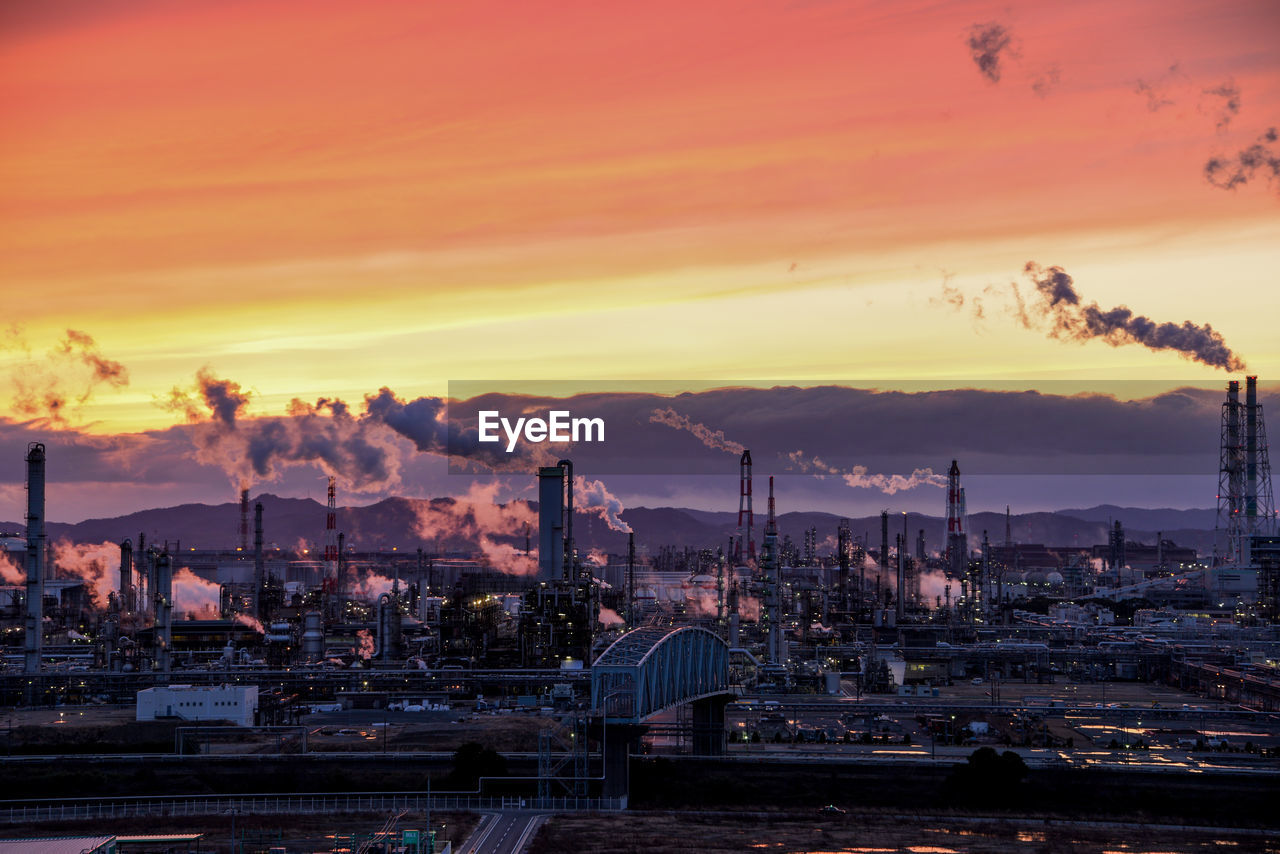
[458,811,546,854]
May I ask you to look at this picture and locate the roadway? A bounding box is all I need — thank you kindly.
[458,811,546,854]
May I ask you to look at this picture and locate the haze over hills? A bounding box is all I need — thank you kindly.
[1,498,1219,557]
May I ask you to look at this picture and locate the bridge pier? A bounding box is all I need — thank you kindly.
[590,719,646,801]
[691,694,731,756]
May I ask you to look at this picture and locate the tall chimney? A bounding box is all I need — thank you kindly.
[558,459,575,580]
[538,465,565,580]
[336,530,346,621]
[626,531,636,629]
[737,450,755,564]
[119,539,134,614]
[154,550,172,673]
[880,510,889,573]
[23,443,46,675]
[253,501,265,618]
[1246,376,1259,533]
[837,520,851,612]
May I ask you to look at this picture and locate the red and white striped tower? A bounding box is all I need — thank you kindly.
[736,450,755,564]
[323,476,338,581]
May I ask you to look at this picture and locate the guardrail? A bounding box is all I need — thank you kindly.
[0,793,625,823]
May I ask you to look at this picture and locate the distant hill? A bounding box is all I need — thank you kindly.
[0,499,1219,556]
[1057,504,1217,531]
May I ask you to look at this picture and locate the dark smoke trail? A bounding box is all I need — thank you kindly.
[164,371,404,492]
[1020,263,1245,371]
[1205,126,1280,192]
[1203,80,1241,131]
[967,23,1013,83]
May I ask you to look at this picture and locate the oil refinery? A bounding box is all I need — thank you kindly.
[0,380,1278,853]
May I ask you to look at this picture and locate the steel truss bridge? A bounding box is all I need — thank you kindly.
[591,626,730,724]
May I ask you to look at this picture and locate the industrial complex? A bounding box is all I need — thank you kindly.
[1,378,1279,852]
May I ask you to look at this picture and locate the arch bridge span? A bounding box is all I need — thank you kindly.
[590,626,730,725]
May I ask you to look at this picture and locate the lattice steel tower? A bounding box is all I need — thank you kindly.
[1216,377,1277,567]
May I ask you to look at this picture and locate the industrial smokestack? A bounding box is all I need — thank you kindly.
[135,533,146,614]
[253,501,265,619]
[558,459,575,580]
[895,532,905,621]
[239,488,250,552]
[1246,376,1259,533]
[119,539,134,614]
[626,531,635,629]
[538,466,566,580]
[837,519,851,611]
[879,510,889,576]
[762,476,782,666]
[337,531,346,620]
[323,477,338,582]
[24,443,46,675]
[154,550,172,673]
[737,450,755,564]
[946,460,968,578]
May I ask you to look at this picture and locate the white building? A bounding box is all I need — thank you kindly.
[136,684,258,726]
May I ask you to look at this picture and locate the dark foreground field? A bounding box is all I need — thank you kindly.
[628,755,1280,828]
[0,811,477,853]
[530,810,1279,854]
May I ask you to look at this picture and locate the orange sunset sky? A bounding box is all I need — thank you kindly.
[2,0,1279,436]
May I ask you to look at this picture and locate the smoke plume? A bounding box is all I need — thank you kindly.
[350,571,396,602]
[365,387,563,473]
[163,370,405,493]
[355,628,375,660]
[573,476,632,534]
[1019,263,1246,371]
[6,329,130,426]
[786,451,946,494]
[413,482,539,575]
[1205,126,1280,192]
[1133,64,1182,112]
[53,540,120,609]
[172,568,220,618]
[0,551,24,584]
[919,570,954,604]
[648,408,746,455]
[598,607,624,628]
[234,614,265,633]
[1203,80,1242,131]
[967,23,1013,83]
